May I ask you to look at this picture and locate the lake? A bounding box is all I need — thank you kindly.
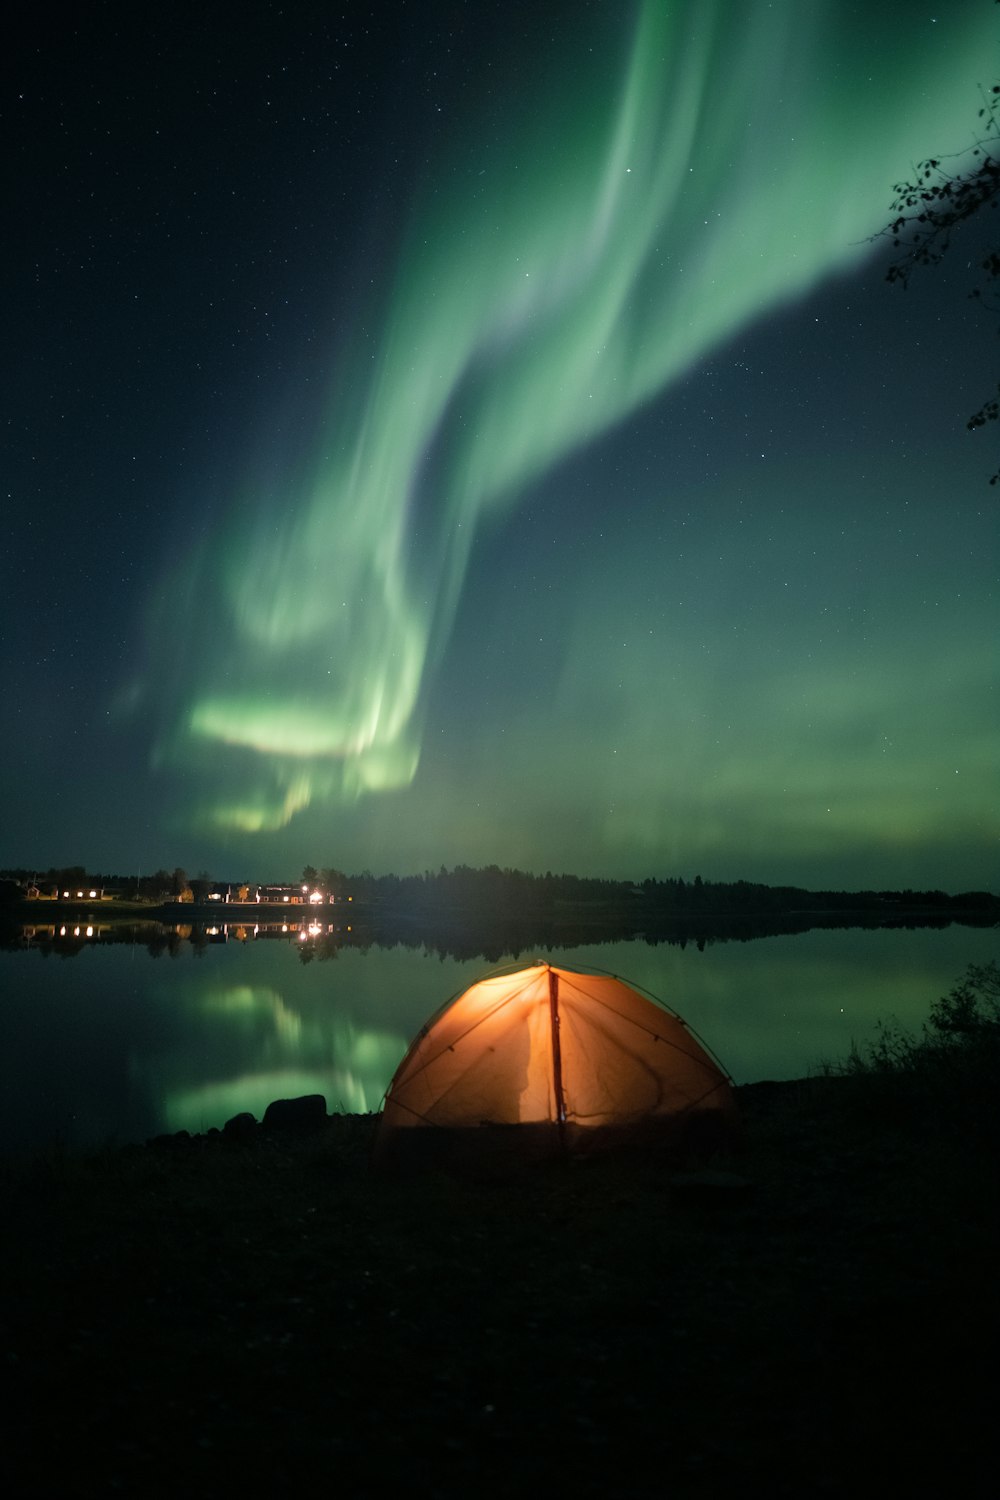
[1,918,995,1153]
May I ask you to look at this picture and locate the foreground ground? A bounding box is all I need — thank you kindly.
[2,1077,996,1497]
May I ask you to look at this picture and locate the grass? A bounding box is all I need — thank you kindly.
[1,966,997,1495]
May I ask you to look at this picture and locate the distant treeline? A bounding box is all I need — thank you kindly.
[1,865,200,901]
[350,866,998,919]
[2,862,996,920]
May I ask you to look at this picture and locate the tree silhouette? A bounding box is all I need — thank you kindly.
[883,55,1000,483]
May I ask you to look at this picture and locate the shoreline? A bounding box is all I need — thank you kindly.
[11,894,997,928]
[3,1067,996,1492]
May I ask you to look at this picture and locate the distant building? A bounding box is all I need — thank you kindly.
[261,884,302,904]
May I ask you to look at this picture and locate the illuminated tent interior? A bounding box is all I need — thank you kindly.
[375,962,736,1165]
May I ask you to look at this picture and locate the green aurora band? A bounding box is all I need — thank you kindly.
[148,0,994,835]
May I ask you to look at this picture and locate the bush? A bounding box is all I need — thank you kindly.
[835,961,1000,1136]
[926,960,1000,1040]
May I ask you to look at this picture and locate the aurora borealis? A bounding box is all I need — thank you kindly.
[5,0,998,888]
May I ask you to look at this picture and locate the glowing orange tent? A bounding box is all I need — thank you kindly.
[375,962,736,1165]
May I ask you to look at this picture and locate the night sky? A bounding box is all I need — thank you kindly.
[5,0,997,890]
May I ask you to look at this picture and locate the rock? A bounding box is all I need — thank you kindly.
[223,1112,258,1141]
[262,1094,328,1132]
[147,1130,193,1150]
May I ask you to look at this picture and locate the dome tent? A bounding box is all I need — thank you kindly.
[375,962,736,1167]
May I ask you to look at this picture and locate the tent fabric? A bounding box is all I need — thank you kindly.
[375,962,735,1161]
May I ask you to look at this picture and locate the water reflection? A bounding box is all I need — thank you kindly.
[154,980,406,1130]
[18,918,353,952]
[1,919,995,1152]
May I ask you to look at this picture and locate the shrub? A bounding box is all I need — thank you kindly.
[834,961,1000,1137]
[926,960,1000,1040]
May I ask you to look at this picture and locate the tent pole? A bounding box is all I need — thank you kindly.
[548,967,567,1153]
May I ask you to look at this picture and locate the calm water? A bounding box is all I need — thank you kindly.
[1,921,995,1152]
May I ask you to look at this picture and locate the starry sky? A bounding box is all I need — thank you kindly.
[5,0,998,890]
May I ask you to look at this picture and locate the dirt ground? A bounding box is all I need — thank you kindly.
[1,1078,996,1497]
